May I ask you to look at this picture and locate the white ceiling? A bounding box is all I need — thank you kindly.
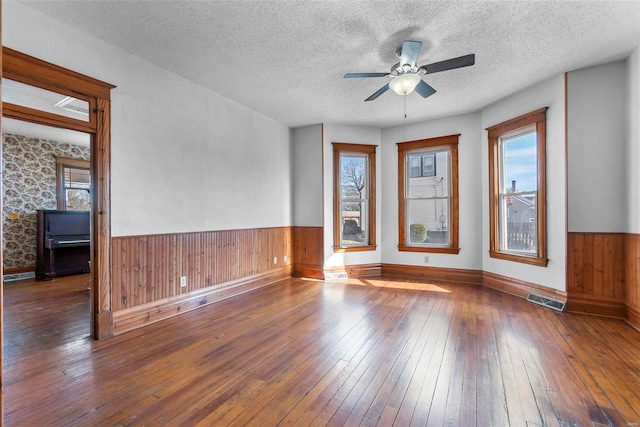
[3,117,91,147]
[16,0,640,128]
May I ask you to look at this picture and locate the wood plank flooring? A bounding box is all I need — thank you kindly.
[3,275,640,426]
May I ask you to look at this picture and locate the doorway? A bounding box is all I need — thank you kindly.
[0,46,115,369]
[2,117,93,356]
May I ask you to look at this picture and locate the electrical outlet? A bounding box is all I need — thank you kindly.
[180,276,187,287]
[273,256,278,264]
[424,256,429,264]
[284,255,288,263]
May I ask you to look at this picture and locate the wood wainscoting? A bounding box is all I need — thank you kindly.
[292,226,324,279]
[566,232,626,318]
[111,227,292,335]
[626,233,640,331]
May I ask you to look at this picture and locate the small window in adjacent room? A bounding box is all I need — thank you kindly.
[486,107,548,266]
[56,157,90,210]
[332,142,377,252]
[397,134,460,254]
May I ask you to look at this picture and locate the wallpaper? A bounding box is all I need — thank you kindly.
[2,133,90,270]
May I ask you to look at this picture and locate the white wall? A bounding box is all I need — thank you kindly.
[380,113,483,270]
[4,2,292,237]
[291,125,323,226]
[322,124,381,268]
[627,48,640,233]
[567,61,628,232]
[482,76,566,291]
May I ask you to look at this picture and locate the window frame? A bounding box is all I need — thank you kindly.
[397,134,460,254]
[332,142,377,252]
[486,107,548,267]
[56,156,90,210]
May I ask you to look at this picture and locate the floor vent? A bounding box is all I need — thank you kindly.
[527,293,566,312]
[324,272,348,280]
[3,272,36,282]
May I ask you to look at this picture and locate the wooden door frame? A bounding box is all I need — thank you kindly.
[1,47,115,340]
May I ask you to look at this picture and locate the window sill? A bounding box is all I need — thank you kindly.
[333,245,377,253]
[489,250,548,267]
[398,245,460,254]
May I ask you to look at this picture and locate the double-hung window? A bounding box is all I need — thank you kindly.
[397,134,459,253]
[332,143,376,251]
[56,156,90,210]
[487,107,548,266]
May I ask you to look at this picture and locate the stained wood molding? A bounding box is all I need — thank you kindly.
[382,264,482,286]
[3,266,35,275]
[113,266,291,335]
[626,305,640,332]
[566,292,626,319]
[324,263,382,278]
[483,271,566,301]
[293,264,324,280]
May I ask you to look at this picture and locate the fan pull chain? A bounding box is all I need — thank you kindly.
[403,94,407,142]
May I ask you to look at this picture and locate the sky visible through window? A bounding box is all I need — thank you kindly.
[504,132,537,192]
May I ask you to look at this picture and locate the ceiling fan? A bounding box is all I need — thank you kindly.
[344,40,475,101]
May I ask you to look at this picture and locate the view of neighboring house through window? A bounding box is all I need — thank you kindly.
[56,157,90,210]
[332,143,376,251]
[487,107,548,266]
[397,135,460,253]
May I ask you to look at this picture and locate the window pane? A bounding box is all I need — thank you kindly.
[407,199,450,245]
[341,201,367,246]
[503,131,537,193]
[2,79,90,122]
[408,150,449,199]
[66,189,90,211]
[409,155,422,177]
[500,193,537,253]
[340,155,366,200]
[64,167,90,188]
[422,154,436,176]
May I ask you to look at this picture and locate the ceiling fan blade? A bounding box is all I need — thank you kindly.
[400,40,422,67]
[365,84,390,101]
[344,72,389,78]
[415,80,437,99]
[422,54,475,74]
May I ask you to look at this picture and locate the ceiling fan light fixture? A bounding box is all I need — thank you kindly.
[389,73,421,95]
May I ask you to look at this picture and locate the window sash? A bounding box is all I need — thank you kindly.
[340,152,369,246]
[405,147,451,247]
[339,200,368,246]
[332,142,377,252]
[498,191,537,254]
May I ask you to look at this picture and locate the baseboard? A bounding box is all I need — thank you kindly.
[382,263,482,286]
[293,264,324,280]
[3,265,35,275]
[483,271,567,301]
[566,292,626,319]
[625,305,640,331]
[94,310,114,340]
[324,263,381,278]
[112,266,292,335]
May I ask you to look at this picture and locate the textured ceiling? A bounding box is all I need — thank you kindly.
[18,0,640,128]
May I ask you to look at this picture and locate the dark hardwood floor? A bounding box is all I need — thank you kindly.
[2,274,640,426]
